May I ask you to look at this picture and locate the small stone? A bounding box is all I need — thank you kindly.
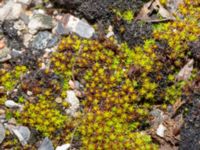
[69,80,81,90]
[38,137,54,150]
[55,97,63,103]
[0,123,5,144]
[56,144,70,150]
[156,124,166,138]
[65,90,80,117]
[12,126,31,146]
[106,25,114,38]
[16,0,32,5]
[28,14,53,34]
[54,14,95,38]
[23,33,33,47]
[0,1,22,21]
[31,31,54,50]
[0,47,11,62]
[11,49,23,58]
[5,100,22,108]
[14,20,27,31]
[27,91,33,96]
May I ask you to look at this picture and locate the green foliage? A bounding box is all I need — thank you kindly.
[153,1,200,60]
[0,66,27,91]
[52,35,181,149]
[113,9,134,23]
[18,98,67,137]
[2,0,199,149]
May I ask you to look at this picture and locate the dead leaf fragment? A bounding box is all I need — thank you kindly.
[136,0,175,22]
[176,59,194,81]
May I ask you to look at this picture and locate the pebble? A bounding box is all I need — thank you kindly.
[156,123,166,138]
[38,137,54,150]
[65,90,80,117]
[27,91,33,96]
[28,14,53,34]
[0,1,22,21]
[0,123,5,144]
[54,14,95,38]
[5,100,22,108]
[56,144,70,150]
[55,97,63,103]
[106,25,115,38]
[12,126,31,146]
[0,47,11,62]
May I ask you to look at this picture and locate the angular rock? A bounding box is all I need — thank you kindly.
[0,123,5,144]
[0,1,22,21]
[54,14,95,38]
[12,126,30,146]
[28,14,53,34]
[31,31,55,50]
[56,144,70,150]
[65,90,80,116]
[38,137,54,150]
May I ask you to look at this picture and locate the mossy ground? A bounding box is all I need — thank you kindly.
[0,0,200,149]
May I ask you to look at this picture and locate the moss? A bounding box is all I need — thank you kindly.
[153,1,200,60]
[1,0,199,149]
[113,9,134,23]
[0,65,27,91]
[18,98,67,137]
[51,34,188,148]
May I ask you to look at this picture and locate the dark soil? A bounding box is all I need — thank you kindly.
[180,94,200,150]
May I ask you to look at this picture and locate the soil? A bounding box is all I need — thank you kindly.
[180,94,200,150]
